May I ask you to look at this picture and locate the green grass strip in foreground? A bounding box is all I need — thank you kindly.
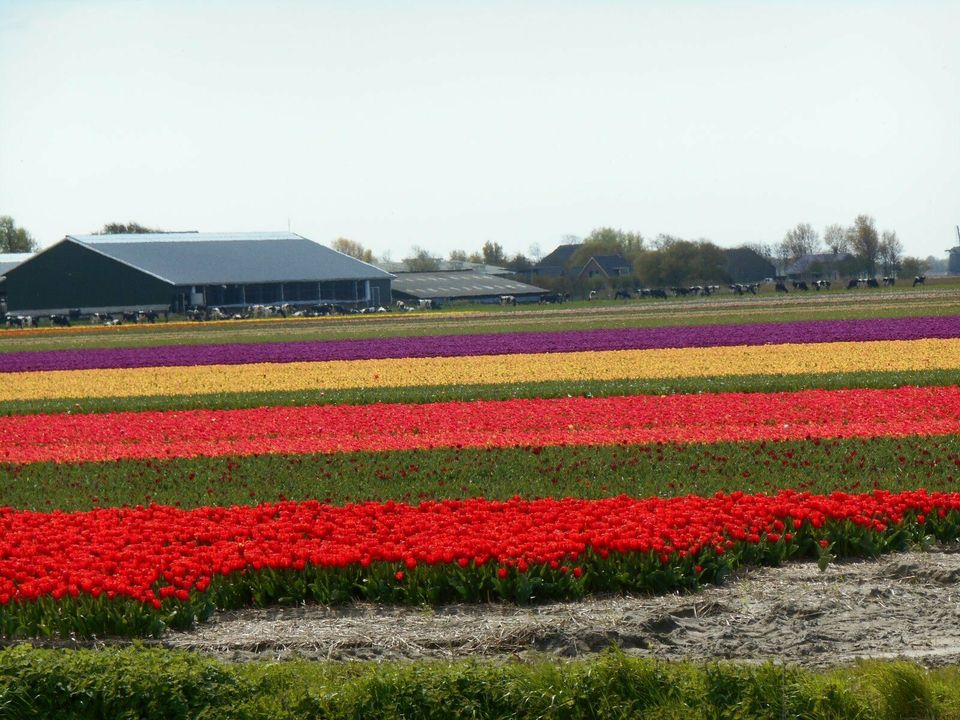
[5,434,960,512]
[2,645,960,719]
[2,368,959,416]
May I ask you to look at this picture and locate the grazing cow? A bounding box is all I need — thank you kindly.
[49,314,71,327]
[867,278,880,288]
[775,282,789,293]
[613,289,632,300]
[792,281,809,291]
[5,313,29,328]
[500,295,517,306]
[640,288,668,299]
[539,292,567,304]
[914,275,926,287]
[882,276,896,286]
[847,279,860,289]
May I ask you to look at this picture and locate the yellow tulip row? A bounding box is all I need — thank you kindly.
[3,338,960,402]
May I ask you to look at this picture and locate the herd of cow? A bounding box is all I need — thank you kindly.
[611,275,929,300]
[0,274,935,328]
[185,303,381,321]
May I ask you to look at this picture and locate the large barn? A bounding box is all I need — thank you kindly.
[4,232,393,314]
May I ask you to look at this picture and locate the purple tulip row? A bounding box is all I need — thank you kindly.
[3,315,960,373]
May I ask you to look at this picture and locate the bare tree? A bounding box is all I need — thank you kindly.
[847,215,880,275]
[823,223,850,254]
[878,230,903,275]
[742,242,774,260]
[778,222,820,261]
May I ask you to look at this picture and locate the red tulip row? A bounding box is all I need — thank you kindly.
[0,489,957,636]
[3,385,959,464]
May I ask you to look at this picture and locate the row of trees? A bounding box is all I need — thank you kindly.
[549,229,733,291]
[770,215,920,277]
[333,238,541,273]
[3,215,933,284]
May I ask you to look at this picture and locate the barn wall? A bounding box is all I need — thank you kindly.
[5,241,174,312]
[369,278,392,307]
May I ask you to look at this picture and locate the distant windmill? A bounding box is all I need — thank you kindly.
[949,226,960,275]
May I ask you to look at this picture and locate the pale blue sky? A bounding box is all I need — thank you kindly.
[1,0,957,260]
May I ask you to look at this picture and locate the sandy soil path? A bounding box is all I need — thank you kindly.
[158,546,960,667]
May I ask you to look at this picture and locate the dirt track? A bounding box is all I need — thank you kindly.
[159,547,960,668]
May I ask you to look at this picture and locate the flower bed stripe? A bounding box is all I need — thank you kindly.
[0,489,956,634]
[3,385,959,464]
[4,338,960,402]
[3,315,960,372]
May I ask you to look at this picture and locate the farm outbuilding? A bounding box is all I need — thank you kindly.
[4,232,393,314]
[0,252,34,311]
[391,271,548,306]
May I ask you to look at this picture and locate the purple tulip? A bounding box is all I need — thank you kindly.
[3,315,959,373]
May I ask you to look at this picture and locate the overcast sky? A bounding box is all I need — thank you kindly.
[1,0,958,261]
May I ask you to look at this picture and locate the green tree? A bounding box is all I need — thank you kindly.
[636,239,728,287]
[504,252,533,272]
[481,241,507,266]
[0,216,38,252]
[847,215,880,275]
[331,237,375,263]
[570,227,645,268]
[97,222,161,234]
[900,256,928,279]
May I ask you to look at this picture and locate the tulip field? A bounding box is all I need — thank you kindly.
[3,297,960,642]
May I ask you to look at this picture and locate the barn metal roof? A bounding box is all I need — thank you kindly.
[391,271,547,299]
[64,233,392,285]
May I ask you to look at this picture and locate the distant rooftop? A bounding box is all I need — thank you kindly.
[392,271,546,299]
[785,252,853,275]
[0,253,34,277]
[377,259,512,275]
[536,243,579,268]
